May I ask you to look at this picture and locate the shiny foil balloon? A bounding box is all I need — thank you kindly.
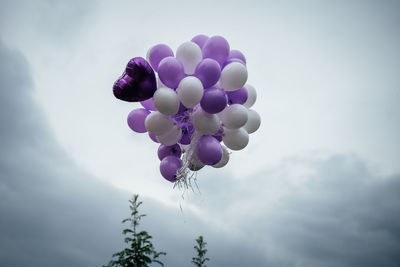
[113,57,157,102]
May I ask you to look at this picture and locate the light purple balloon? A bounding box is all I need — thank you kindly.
[191,34,209,49]
[127,108,150,133]
[141,98,156,111]
[149,133,159,143]
[149,44,174,72]
[200,87,227,114]
[158,57,185,89]
[228,50,246,64]
[202,36,230,66]
[158,144,182,160]
[194,58,221,89]
[222,58,246,69]
[160,155,182,182]
[226,87,248,105]
[196,135,223,165]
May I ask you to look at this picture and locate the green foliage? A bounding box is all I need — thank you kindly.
[191,235,210,267]
[104,195,166,267]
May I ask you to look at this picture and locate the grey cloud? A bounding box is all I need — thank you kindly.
[0,0,97,44]
[194,155,400,267]
[270,156,400,267]
[0,40,127,267]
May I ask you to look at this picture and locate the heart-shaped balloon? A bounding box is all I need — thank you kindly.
[113,57,157,102]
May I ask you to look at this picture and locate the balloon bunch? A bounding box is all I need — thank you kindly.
[113,34,261,185]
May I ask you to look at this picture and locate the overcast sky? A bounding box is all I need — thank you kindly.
[1,0,400,266]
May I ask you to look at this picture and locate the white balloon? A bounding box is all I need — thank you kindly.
[244,109,261,134]
[188,148,205,171]
[153,87,180,115]
[145,111,174,136]
[192,107,221,134]
[223,128,249,151]
[146,46,152,62]
[156,74,166,88]
[220,104,248,129]
[176,41,202,75]
[157,125,182,146]
[221,62,248,91]
[189,155,205,171]
[212,145,229,168]
[177,76,204,108]
[243,84,257,108]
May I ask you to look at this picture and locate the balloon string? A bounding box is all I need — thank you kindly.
[174,131,201,192]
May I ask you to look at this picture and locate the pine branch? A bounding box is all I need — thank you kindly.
[104,194,166,266]
[192,235,210,267]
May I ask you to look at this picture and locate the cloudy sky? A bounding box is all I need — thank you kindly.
[1,0,399,266]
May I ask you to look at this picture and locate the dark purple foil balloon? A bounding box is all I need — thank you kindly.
[113,57,157,102]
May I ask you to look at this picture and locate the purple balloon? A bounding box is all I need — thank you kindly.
[149,133,159,143]
[141,98,156,111]
[158,57,185,89]
[194,58,221,89]
[200,87,227,114]
[149,44,174,72]
[127,108,150,133]
[212,126,224,142]
[226,87,248,105]
[173,107,192,128]
[202,36,230,66]
[158,144,182,160]
[177,102,189,114]
[228,50,246,64]
[160,155,182,182]
[179,122,194,145]
[179,132,191,145]
[113,58,157,102]
[222,58,245,69]
[126,58,151,79]
[191,34,209,49]
[196,135,223,165]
